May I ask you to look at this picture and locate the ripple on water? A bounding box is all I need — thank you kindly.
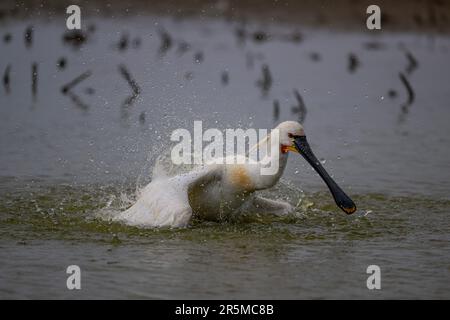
[0,182,448,243]
[0,182,449,299]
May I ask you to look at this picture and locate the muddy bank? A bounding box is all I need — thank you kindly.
[1,0,450,34]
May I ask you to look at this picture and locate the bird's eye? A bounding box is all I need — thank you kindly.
[288,133,294,138]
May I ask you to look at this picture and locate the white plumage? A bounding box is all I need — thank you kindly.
[115,121,306,228]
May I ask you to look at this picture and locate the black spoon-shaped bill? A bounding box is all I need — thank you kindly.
[293,136,356,214]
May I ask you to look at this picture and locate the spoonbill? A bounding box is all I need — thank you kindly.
[116,121,356,228]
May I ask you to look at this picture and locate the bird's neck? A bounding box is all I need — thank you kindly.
[248,133,289,190]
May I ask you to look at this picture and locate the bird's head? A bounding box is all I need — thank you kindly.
[275,120,357,215]
[276,120,305,153]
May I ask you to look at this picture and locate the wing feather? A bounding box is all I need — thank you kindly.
[116,165,222,228]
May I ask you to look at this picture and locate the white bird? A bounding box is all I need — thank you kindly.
[115,121,356,228]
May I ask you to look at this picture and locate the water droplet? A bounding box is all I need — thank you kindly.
[363,210,372,216]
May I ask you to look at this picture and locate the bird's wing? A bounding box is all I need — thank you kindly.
[184,165,223,193]
[116,165,223,228]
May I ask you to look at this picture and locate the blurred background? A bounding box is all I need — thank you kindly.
[0,0,450,194]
